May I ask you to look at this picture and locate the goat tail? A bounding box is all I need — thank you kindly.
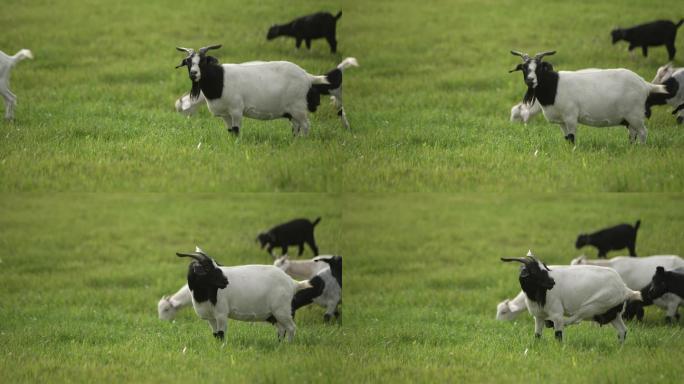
[627,290,643,302]
[335,11,342,20]
[309,74,330,85]
[676,19,684,29]
[634,219,641,231]
[295,279,313,292]
[337,57,359,71]
[312,216,322,226]
[648,83,670,95]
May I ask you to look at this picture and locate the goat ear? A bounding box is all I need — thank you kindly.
[509,64,523,73]
[175,59,188,69]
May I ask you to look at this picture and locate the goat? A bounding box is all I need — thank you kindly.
[292,255,342,323]
[267,11,342,53]
[571,254,684,322]
[648,266,684,301]
[175,45,330,136]
[509,50,671,145]
[273,254,329,280]
[647,63,684,124]
[0,49,33,120]
[174,57,359,129]
[496,290,528,321]
[257,217,321,258]
[176,248,310,342]
[510,99,542,124]
[575,220,640,258]
[158,284,192,321]
[611,19,684,60]
[502,251,640,343]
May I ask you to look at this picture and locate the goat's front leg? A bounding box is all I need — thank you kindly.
[534,316,544,338]
[229,113,243,136]
[563,120,577,146]
[215,316,228,341]
[0,87,16,120]
[207,318,221,339]
[552,318,564,341]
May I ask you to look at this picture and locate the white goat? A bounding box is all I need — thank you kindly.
[571,255,684,321]
[273,254,329,280]
[158,284,192,321]
[175,45,331,136]
[510,99,542,124]
[502,251,641,343]
[509,50,670,145]
[176,248,311,342]
[648,62,684,124]
[0,49,33,120]
[175,57,359,129]
[496,290,527,321]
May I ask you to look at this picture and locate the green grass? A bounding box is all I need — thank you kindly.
[1,0,684,191]
[1,194,683,383]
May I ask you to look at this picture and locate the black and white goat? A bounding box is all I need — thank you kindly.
[571,254,684,322]
[648,266,684,301]
[647,62,684,124]
[175,45,330,136]
[256,217,321,258]
[502,251,641,343]
[611,19,684,60]
[0,49,33,120]
[575,220,640,258]
[174,57,359,130]
[176,248,311,341]
[292,255,342,323]
[267,11,343,53]
[509,50,672,145]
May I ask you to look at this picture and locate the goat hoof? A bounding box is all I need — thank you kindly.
[323,314,332,323]
[534,333,541,339]
[214,331,225,340]
[554,331,563,341]
[677,116,683,124]
[229,126,240,136]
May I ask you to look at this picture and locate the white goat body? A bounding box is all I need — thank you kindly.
[0,49,33,120]
[273,255,329,280]
[571,255,684,319]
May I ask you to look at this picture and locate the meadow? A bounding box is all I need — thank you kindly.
[1,0,683,192]
[1,193,683,383]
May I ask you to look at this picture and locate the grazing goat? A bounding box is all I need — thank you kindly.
[273,254,329,280]
[0,49,33,120]
[510,99,542,124]
[175,45,330,136]
[174,57,359,129]
[612,19,684,60]
[176,248,310,342]
[647,63,684,124]
[496,290,528,321]
[502,251,640,343]
[158,284,192,321]
[292,255,342,323]
[571,255,684,322]
[509,50,670,145]
[257,217,321,258]
[267,11,342,53]
[575,220,640,258]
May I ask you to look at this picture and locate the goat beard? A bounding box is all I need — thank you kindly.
[523,86,536,106]
[190,81,201,100]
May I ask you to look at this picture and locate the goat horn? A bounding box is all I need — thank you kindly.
[176,252,203,261]
[199,44,222,55]
[510,50,530,61]
[176,47,194,55]
[501,257,528,264]
[534,50,556,60]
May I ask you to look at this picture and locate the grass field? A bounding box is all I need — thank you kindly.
[1,0,684,192]
[1,193,683,383]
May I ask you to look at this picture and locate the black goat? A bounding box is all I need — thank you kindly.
[611,19,684,60]
[575,220,640,258]
[257,217,321,257]
[267,11,342,53]
[624,267,684,322]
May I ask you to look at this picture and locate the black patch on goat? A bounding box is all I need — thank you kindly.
[313,68,343,95]
[306,87,321,112]
[256,217,321,257]
[267,11,342,53]
[593,302,624,325]
[291,275,325,315]
[527,62,559,107]
[195,55,224,100]
[575,220,640,258]
[646,77,680,115]
[316,255,342,288]
[177,251,229,305]
[611,19,684,60]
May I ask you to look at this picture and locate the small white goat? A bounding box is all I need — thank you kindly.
[510,99,542,124]
[0,49,33,120]
[648,62,684,124]
[158,284,192,321]
[273,254,329,280]
[175,57,359,129]
[496,290,527,321]
[175,45,331,136]
[571,254,684,321]
[502,251,641,343]
[176,248,311,341]
[510,50,670,145]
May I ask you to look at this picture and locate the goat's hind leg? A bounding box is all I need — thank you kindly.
[610,315,628,343]
[273,310,296,342]
[331,89,350,130]
[1,87,17,121]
